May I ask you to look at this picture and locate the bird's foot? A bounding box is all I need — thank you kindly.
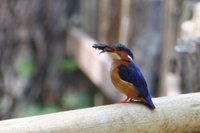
[117,101,129,104]
[116,97,133,104]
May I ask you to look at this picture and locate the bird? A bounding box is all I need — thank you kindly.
[92,43,155,109]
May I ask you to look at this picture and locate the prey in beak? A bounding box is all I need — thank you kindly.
[92,44,114,54]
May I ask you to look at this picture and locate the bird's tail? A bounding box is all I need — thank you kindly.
[145,96,156,109]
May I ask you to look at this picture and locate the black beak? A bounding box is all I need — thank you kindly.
[92,44,114,54]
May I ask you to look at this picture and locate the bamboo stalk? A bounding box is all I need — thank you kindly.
[0,93,200,133]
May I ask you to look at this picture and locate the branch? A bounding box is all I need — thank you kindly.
[0,93,200,133]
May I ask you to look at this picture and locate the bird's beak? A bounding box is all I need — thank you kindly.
[92,44,115,54]
[104,47,115,53]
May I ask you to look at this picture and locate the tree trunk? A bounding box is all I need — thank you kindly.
[128,0,164,96]
[0,0,76,119]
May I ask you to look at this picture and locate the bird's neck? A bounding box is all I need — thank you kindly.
[115,51,133,62]
[120,55,131,61]
[112,59,131,68]
[113,57,132,63]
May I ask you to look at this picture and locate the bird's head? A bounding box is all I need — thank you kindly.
[92,43,134,61]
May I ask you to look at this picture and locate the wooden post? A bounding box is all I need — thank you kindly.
[176,37,200,93]
[66,28,123,102]
[98,0,122,43]
[118,0,131,44]
[177,2,200,93]
[79,0,99,39]
[0,93,200,133]
[128,0,163,96]
[160,0,183,96]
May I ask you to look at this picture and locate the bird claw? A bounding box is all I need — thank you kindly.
[116,97,133,104]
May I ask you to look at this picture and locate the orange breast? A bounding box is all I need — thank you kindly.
[110,60,139,98]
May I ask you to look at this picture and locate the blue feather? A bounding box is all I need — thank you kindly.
[118,62,155,109]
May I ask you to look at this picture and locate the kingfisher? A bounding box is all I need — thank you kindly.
[92,43,155,109]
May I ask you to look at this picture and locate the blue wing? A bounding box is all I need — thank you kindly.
[118,62,149,97]
[118,62,155,109]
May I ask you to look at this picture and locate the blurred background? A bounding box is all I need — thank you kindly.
[0,0,200,120]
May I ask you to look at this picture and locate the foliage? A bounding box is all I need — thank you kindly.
[15,58,36,77]
[62,88,95,109]
[17,103,60,117]
[59,59,78,73]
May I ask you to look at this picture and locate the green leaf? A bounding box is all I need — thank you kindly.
[59,59,78,72]
[15,58,36,77]
[62,90,94,109]
[17,103,60,117]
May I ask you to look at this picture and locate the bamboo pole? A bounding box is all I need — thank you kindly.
[0,93,200,133]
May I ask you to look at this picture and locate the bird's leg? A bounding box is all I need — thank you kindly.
[129,98,134,102]
[117,97,132,103]
[134,97,145,102]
